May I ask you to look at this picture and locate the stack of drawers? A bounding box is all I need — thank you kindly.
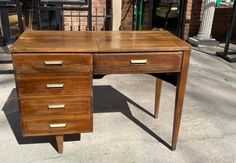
[12,53,93,137]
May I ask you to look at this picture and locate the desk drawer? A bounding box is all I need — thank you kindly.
[22,114,93,136]
[17,74,92,98]
[94,52,182,74]
[20,96,91,116]
[13,53,92,74]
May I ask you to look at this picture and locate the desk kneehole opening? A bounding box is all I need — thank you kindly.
[49,123,67,129]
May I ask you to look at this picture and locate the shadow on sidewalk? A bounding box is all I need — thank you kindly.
[2,86,172,151]
[1,89,81,152]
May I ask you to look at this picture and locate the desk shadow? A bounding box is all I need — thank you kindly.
[2,89,80,152]
[93,85,172,150]
[2,86,172,150]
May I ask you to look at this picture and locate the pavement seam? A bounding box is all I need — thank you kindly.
[179,132,236,142]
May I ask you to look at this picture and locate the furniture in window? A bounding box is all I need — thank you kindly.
[155,0,179,29]
[0,0,24,44]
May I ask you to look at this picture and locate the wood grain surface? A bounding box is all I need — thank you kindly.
[13,53,92,74]
[22,114,93,136]
[171,50,190,150]
[11,30,191,153]
[16,74,92,98]
[10,31,191,53]
[94,52,183,74]
[20,96,92,116]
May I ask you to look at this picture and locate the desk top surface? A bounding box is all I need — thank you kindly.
[11,30,191,53]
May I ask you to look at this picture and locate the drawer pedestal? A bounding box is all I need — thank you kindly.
[12,53,93,154]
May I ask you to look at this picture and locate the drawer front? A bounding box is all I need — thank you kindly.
[20,96,92,116]
[22,114,93,136]
[94,52,183,74]
[17,75,92,98]
[13,53,92,74]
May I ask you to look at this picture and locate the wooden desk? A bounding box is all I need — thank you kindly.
[10,30,191,154]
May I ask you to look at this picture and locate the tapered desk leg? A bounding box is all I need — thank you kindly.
[154,78,162,118]
[172,51,190,150]
[56,135,64,154]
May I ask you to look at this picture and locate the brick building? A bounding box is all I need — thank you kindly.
[64,0,109,31]
[64,0,236,41]
[183,0,236,40]
[1,0,233,44]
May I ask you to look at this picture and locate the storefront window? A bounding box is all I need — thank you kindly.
[217,0,234,7]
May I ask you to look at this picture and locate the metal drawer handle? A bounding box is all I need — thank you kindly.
[44,61,63,66]
[48,104,65,110]
[131,59,147,65]
[49,123,67,128]
[46,84,64,88]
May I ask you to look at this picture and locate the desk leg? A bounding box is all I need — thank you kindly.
[172,51,190,150]
[154,78,162,118]
[56,135,64,154]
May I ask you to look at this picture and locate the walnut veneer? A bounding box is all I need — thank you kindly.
[10,30,191,154]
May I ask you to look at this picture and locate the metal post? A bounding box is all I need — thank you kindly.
[15,0,24,33]
[55,4,63,30]
[61,9,64,30]
[148,0,154,30]
[109,0,113,30]
[132,0,138,30]
[138,0,143,31]
[88,0,92,31]
[70,10,73,31]
[35,0,41,30]
[78,11,81,31]
[96,8,98,31]
[136,0,139,30]
[132,0,135,30]
[177,0,185,38]
[0,8,11,44]
[223,0,236,57]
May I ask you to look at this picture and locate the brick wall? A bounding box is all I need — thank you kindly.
[63,0,132,31]
[212,6,236,40]
[63,0,150,31]
[63,0,235,41]
[64,0,106,31]
[182,0,204,40]
[182,0,236,41]
[120,1,152,30]
[120,0,133,30]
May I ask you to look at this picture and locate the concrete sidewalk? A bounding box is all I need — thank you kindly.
[0,47,235,163]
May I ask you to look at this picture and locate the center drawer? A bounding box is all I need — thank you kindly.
[16,74,92,98]
[94,52,183,74]
[22,114,93,136]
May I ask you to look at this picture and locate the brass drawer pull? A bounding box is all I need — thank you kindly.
[131,59,147,65]
[48,104,65,110]
[44,61,63,66]
[46,84,64,88]
[49,123,67,128]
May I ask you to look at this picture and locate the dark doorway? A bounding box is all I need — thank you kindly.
[152,0,183,36]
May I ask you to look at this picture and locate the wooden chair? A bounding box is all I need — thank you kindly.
[0,0,24,44]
